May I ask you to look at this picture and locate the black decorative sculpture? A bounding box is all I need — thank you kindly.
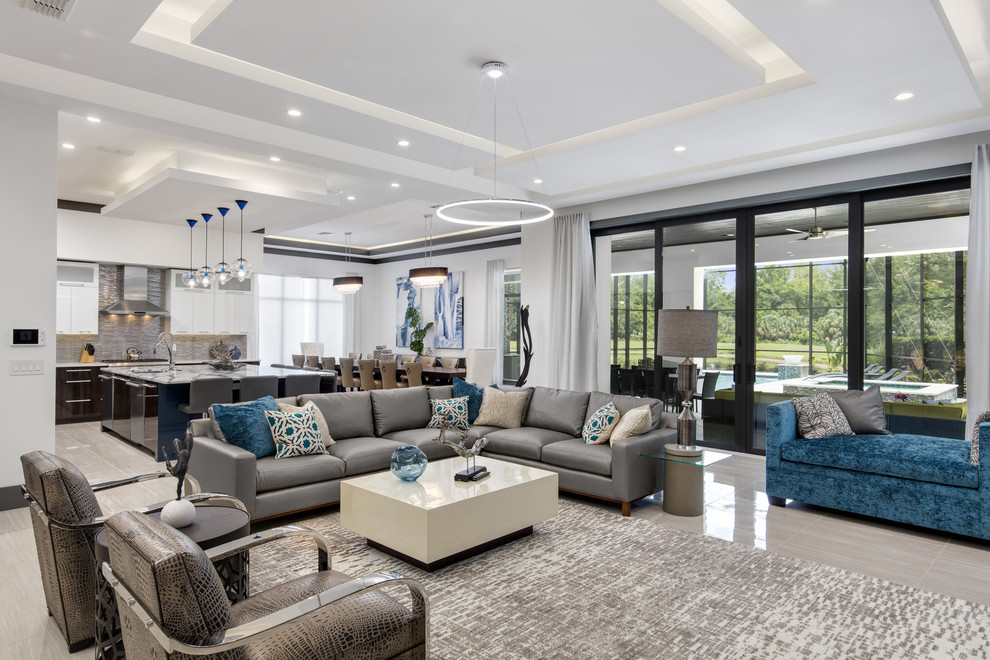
[516,304,533,387]
[164,430,194,501]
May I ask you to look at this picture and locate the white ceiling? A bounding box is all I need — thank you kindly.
[0,0,987,249]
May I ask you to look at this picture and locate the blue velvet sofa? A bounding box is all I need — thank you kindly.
[766,400,990,540]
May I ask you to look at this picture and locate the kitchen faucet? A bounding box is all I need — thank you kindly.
[153,332,176,372]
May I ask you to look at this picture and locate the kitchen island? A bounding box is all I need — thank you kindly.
[100,363,300,461]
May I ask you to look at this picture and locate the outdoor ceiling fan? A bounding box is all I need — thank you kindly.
[784,208,872,242]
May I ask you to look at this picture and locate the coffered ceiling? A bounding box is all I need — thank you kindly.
[0,0,987,250]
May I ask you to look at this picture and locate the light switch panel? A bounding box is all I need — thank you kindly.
[9,360,44,375]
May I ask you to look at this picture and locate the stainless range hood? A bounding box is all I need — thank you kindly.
[101,266,168,316]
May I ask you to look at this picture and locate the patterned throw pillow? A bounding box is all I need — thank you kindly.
[264,409,327,459]
[474,387,529,429]
[583,402,619,444]
[792,394,855,439]
[427,396,470,431]
[279,400,334,446]
[971,410,990,466]
[609,405,653,443]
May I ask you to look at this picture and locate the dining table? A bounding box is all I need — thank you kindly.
[342,363,466,384]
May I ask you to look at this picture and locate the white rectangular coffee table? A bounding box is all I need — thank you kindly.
[341,456,558,571]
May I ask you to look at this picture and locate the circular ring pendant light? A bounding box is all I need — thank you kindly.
[436,61,553,227]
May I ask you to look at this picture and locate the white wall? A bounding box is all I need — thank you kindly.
[0,99,57,493]
[520,221,554,387]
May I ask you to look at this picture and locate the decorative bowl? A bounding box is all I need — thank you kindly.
[390,445,428,481]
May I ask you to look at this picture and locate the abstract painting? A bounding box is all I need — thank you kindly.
[434,271,464,349]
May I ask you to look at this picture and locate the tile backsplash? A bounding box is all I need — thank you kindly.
[55,265,247,363]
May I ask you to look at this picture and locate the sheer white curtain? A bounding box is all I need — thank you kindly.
[343,288,361,357]
[967,144,990,440]
[257,275,343,366]
[549,212,597,391]
[485,259,505,384]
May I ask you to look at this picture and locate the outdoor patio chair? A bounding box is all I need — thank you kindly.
[874,368,902,381]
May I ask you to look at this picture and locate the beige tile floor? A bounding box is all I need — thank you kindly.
[3,422,990,658]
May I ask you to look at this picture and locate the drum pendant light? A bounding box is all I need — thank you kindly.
[408,213,448,288]
[333,231,363,294]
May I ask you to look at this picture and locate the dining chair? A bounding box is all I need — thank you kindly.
[299,341,324,357]
[291,354,305,367]
[402,361,424,388]
[465,347,496,386]
[358,359,381,390]
[283,373,322,397]
[177,377,234,417]
[305,354,320,368]
[339,357,358,391]
[440,357,460,369]
[380,360,401,389]
[320,356,336,371]
[238,375,279,401]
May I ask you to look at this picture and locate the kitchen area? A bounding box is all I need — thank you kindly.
[56,261,256,457]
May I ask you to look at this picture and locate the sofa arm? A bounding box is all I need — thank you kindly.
[610,427,677,503]
[765,401,798,469]
[188,436,257,518]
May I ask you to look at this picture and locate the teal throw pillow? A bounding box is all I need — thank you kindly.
[583,402,619,444]
[265,408,326,459]
[453,377,496,423]
[211,396,280,458]
[427,396,471,431]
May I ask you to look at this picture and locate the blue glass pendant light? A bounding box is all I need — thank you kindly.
[197,212,213,287]
[233,200,253,281]
[185,219,198,288]
[214,206,232,285]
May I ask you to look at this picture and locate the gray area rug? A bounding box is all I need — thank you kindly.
[250,500,990,659]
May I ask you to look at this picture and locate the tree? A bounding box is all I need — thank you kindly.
[404,305,433,357]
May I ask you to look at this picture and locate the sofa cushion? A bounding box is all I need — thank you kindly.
[793,394,853,439]
[582,402,619,444]
[466,425,503,441]
[383,428,457,460]
[541,439,613,477]
[265,409,326,459]
[453,377,493,423]
[211,396,280,458]
[483,427,574,461]
[829,386,890,435]
[370,388,431,436]
[299,392,374,440]
[586,391,663,430]
[427,385,454,399]
[427,396,470,431]
[525,387,591,436]
[255,453,346,493]
[278,400,334,446]
[474,388,529,428]
[781,434,978,488]
[609,405,653,443]
[328,437,404,476]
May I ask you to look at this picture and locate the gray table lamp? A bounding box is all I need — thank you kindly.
[656,308,718,455]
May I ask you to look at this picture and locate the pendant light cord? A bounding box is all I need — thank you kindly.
[492,75,497,200]
[240,206,244,257]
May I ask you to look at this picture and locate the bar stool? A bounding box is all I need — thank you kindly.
[238,375,279,402]
[283,373,321,397]
[358,359,381,391]
[177,377,233,417]
[339,357,358,391]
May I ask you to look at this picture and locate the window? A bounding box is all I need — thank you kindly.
[503,272,521,383]
[257,275,343,366]
[610,272,655,369]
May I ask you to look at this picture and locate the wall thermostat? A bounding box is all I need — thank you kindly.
[11,328,45,346]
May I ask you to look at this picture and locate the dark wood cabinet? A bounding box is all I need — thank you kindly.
[56,366,102,424]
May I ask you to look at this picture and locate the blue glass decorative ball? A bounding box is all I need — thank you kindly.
[390,445,428,481]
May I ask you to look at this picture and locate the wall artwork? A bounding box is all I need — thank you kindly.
[434,271,464,349]
[395,277,421,347]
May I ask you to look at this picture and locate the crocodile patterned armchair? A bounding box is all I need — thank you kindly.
[19,450,203,652]
[102,511,428,659]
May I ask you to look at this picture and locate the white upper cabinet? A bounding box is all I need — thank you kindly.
[167,270,254,335]
[55,262,99,334]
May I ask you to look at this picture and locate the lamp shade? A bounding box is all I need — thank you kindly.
[656,308,718,358]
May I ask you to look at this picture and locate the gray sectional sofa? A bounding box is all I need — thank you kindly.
[187,385,677,521]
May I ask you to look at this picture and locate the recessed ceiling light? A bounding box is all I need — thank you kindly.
[533,178,543,184]
[86,116,101,123]
[894,92,914,101]
[287,109,302,117]
[397,139,410,147]
[673,145,687,152]
[269,156,281,162]
[390,182,400,188]
[346,195,356,201]
[62,143,75,149]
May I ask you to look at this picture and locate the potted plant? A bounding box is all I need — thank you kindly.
[404,305,433,358]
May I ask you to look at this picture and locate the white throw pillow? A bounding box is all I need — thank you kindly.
[609,405,653,443]
[474,388,529,428]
